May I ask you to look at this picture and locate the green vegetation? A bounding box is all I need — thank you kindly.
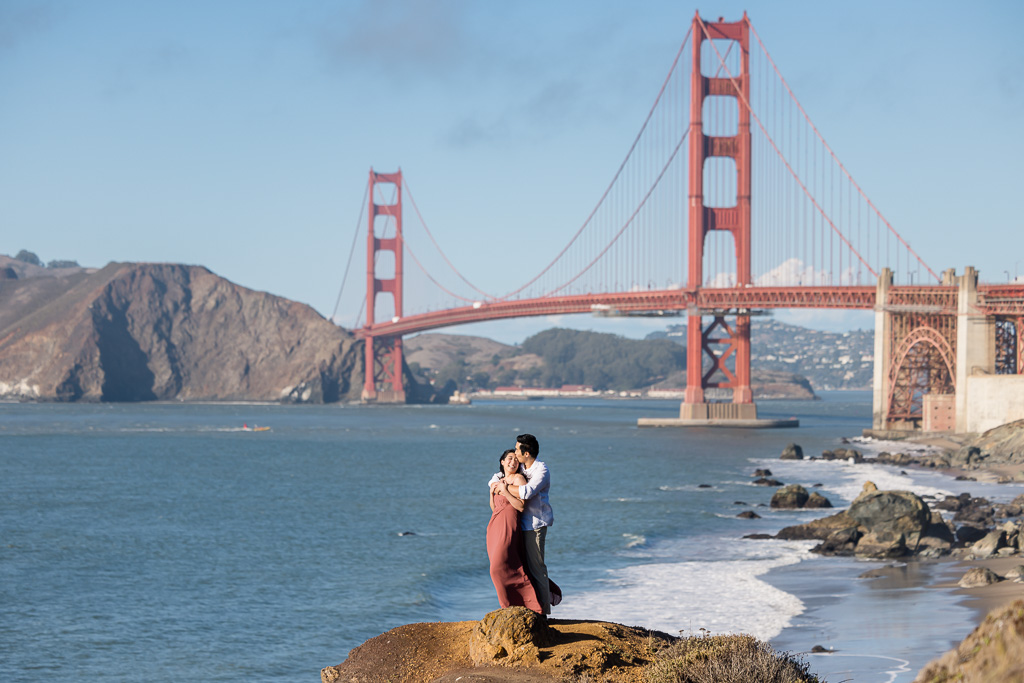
[521,328,685,390]
[11,251,80,269]
[14,250,41,266]
[645,632,821,683]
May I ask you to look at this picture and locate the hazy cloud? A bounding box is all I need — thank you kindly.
[317,0,476,82]
[0,1,58,56]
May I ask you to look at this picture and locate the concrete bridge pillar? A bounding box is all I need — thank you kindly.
[871,268,893,430]
[954,266,995,432]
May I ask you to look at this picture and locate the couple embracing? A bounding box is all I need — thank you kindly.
[486,433,561,615]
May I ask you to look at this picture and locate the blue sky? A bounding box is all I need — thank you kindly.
[2,0,1021,344]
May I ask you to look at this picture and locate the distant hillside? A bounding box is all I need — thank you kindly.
[0,260,372,402]
[649,318,873,390]
[406,328,817,399]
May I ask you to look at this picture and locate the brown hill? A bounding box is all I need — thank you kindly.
[0,262,365,402]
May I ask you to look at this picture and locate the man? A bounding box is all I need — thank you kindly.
[491,433,553,614]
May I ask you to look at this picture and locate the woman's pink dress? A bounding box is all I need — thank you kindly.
[486,490,542,613]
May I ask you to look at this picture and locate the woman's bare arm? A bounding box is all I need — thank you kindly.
[501,474,526,512]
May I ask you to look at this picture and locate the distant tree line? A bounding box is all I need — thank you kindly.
[520,328,686,391]
[14,250,80,269]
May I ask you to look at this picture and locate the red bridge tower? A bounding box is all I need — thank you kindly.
[682,12,756,421]
[362,169,406,403]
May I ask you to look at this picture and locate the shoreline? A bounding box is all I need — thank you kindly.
[762,434,1024,682]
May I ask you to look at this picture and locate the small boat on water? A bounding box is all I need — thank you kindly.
[242,424,271,432]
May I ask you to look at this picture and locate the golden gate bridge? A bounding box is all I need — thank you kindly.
[337,12,1024,432]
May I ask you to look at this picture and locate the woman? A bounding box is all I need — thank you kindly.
[486,448,543,613]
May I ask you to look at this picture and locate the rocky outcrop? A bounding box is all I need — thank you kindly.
[470,607,550,667]
[775,484,936,558]
[847,489,932,549]
[0,262,390,403]
[771,484,809,509]
[914,599,1024,682]
[949,420,1024,468]
[780,443,804,460]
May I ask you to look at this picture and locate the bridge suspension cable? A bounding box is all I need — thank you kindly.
[748,22,939,284]
[696,14,877,281]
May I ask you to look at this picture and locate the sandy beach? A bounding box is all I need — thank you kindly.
[764,438,1024,683]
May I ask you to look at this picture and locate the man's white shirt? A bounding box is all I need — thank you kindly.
[487,460,553,530]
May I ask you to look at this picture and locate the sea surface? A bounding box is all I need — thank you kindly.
[2,393,1022,681]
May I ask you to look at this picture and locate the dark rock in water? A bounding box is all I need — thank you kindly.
[742,533,774,540]
[780,443,803,460]
[805,492,833,508]
[753,468,773,477]
[733,501,747,505]
[812,482,824,487]
[876,451,916,467]
[398,531,416,536]
[697,484,712,488]
[753,477,784,487]
[771,484,810,509]
[955,475,977,481]
[956,524,989,545]
[737,511,761,519]
[823,447,863,463]
[810,645,831,653]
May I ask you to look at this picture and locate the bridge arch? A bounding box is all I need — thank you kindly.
[886,325,956,426]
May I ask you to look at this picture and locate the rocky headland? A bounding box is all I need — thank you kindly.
[0,259,374,403]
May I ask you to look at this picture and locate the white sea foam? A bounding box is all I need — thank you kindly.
[558,538,813,641]
[622,533,646,548]
[750,456,955,506]
[658,484,719,492]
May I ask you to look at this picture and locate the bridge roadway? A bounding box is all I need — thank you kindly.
[356,284,1024,339]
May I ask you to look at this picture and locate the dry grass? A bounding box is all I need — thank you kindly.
[644,631,821,683]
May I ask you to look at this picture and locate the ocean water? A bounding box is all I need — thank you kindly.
[1,394,1021,681]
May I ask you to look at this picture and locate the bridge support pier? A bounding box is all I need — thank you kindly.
[869,266,1024,436]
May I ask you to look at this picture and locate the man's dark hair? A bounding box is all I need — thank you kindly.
[516,433,539,457]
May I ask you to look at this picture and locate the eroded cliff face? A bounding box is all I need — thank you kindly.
[0,262,365,402]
